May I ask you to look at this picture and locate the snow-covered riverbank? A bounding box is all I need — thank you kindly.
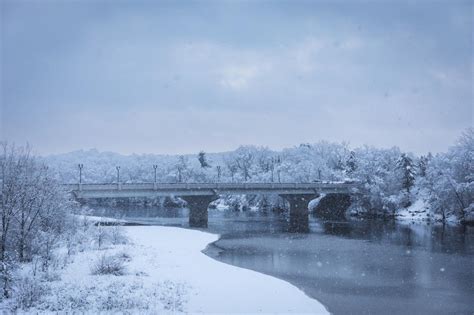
[2,224,327,313]
[125,226,328,313]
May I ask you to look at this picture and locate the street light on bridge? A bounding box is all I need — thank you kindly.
[116,166,121,184]
[78,164,84,184]
[216,165,221,182]
[274,155,282,183]
[153,165,158,183]
[270,157,275,182]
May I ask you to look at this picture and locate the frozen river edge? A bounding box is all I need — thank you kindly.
[125,225,328,314]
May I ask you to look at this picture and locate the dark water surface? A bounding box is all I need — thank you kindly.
[90,206,474,315]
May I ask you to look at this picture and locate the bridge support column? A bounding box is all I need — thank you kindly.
[181,195,218,228]
[280,194,316,233]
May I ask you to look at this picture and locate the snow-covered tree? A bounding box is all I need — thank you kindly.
[35,128,472,222]
[0,142,76,297]
[345,151,357,175]
[417,155,429,177]
[422,128,473,222]
[233,146,255,182]
[397,153,415,193]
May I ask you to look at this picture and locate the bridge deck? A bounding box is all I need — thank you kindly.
[64,182,360,199]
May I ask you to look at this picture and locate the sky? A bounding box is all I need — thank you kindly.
[1,0,472,155]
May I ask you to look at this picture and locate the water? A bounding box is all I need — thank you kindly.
[90,206,474,314]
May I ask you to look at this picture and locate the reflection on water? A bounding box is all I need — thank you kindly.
[89,206,474,315]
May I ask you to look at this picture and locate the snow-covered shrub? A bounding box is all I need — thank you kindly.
[154,280,188,312]
[39,279,187,312]
[110,225,129,245]
[90,254,126,276]
[115,251,132,262]
[42,282,90,311]
[12,276,50,310]
[97,281,156,311]
[71,215,96,253]
[31,230,60,273]
[93,224,111,249]
[0,254,16,300]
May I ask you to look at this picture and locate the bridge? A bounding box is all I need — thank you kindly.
[64,182,360,233]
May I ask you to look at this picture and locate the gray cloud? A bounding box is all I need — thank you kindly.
[1,0,472,155]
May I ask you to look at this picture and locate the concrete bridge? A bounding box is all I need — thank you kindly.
[64,182,360,233]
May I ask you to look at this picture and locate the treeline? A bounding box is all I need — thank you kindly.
[44,129,473,223]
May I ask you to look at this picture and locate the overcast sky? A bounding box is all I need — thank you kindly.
[1,0,472,155]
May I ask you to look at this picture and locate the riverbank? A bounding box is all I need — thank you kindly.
[125,226,328,313]
[2,224,328,313]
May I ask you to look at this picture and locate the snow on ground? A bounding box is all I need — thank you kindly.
[126,226,328,314]
[74,214,128,224]
[396,198,460,223]
[396,199,431,222]
[10,225,327,313]
[215,202,230,211]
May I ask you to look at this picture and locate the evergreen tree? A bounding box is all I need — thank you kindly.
[198,151,210,168]
[346,151,357,175]
[418,155,428,177]
[397,153,415,193]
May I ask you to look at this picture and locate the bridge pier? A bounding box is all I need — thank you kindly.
[181,195,218,228]
[280,194,316,233]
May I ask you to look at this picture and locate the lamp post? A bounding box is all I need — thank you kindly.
[270,157,275,183]
[78,164,84,191]
[216,165,221,182]
[275,155,282,183]
[1,161,5,211]
[153,165,158,190]
[78,164,83,184]
[177,166,182,183]
[116,166,121,188]
[153,165,158,183]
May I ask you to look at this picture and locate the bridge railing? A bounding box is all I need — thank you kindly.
[64,182,361,192]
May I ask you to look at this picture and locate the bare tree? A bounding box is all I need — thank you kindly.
[0,142,75,297]
[234,147,255,182]
[223,156,238,183]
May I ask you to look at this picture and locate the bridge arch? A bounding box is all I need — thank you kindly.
[311,193,352,220]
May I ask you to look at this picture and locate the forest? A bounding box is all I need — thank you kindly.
[43,128,474,223]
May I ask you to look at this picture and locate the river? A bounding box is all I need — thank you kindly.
[90,206,474,314]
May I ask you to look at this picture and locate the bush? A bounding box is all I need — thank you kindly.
[110,225,128,245]
[115,251,132,262]
[90,254,126,276]
[12,275,50,310]
[93,224,111,249]
[95,281,147,311]
[154,280,188,312]
[41,279,185,312]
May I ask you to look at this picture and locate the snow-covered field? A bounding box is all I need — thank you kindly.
[125,226,328,314]
[5,224,327,313]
